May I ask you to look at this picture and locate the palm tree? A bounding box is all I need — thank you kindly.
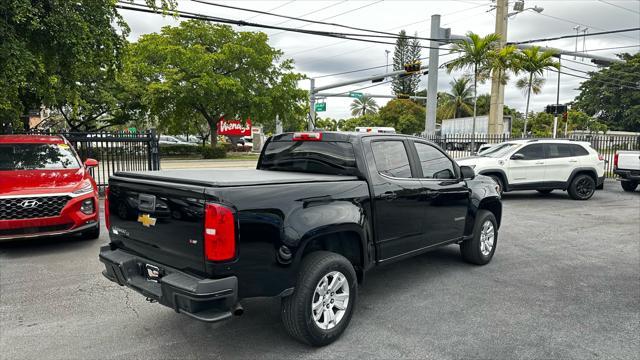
[515,46,559,136]
[350,95,378,116]
[440,78,474,119]
[446,32,501,149]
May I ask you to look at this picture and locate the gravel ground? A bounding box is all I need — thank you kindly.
[1,181,639,359]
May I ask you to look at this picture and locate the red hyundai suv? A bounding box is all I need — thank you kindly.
[0,135,100,241]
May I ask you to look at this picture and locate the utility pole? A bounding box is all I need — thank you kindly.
[425,14,442,136]
[572,25,582,60]
[552,55,561,138]
[308,78,316,130]
[488,0,508,136]
[582,27,589,54]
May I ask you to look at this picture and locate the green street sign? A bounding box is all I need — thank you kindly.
[349,92,363,99]
[315,102,326,112]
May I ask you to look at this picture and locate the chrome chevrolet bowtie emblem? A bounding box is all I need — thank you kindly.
[137,213,157,227]
[19,199,40,209]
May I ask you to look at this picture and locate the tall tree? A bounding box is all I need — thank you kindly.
[515,46,559,135]
[439,78,474,119]
[446,32,501,147]
[573,53,640,132]
[125,20,306,145]
[378,99,425,135]
[0,0,174,131]
[392,30,421,96]
[350,95,379,116]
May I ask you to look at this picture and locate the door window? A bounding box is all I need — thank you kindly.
[516,144,545,160]
[546,143,573,158]
[414,142,456,179]
[371,140,412,178]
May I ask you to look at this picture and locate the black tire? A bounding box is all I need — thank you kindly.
[621,181,638,192]
[281,251,357,347]
[568,174,596,200]
[488,175,504,196]
[460,210,497,265]
[537,189,553,194]
[80,225,100,240]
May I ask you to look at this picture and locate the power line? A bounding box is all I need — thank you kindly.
[584,44,640,52]
[116,3,447,49]
[244,1,296,21]
[549,68,640,91]
[560,64,639,86]
[270,0,385,38]
[271,0,348,26]
[534,12,639,42]
[598,0,640,15]
[510,27,640,45]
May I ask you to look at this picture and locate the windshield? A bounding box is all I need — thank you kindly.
[0,143,81,170]
[480,143,520,158]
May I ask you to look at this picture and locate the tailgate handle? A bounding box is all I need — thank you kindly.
[138,194,156,212]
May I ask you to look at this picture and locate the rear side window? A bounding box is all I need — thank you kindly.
[571,144,590,156]
[414,142,456,179]
[259,141,358,176]
[546,144,573,158]
[371,140,412,178]
[517,144,545,160]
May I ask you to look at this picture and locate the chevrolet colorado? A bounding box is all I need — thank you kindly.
[99,131,502,346]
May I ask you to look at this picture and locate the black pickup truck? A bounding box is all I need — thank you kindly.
[100,131,502,346]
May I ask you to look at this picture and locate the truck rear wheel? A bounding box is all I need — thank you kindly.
[460,210,497,265]
[281,251,357,347]
[621,181,638,192]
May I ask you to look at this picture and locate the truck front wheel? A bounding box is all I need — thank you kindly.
[281,251,357,347]
[460,210,498,265]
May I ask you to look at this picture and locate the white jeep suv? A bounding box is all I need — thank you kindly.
[457,139,605,200]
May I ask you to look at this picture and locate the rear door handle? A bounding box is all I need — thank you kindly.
[380,192,397,201]
[569,159,578,163]
[535,162,545,165]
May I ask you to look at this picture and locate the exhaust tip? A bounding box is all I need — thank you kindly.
[233,303,244,316]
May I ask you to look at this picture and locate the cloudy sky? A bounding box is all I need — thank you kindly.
[119,0,640,120]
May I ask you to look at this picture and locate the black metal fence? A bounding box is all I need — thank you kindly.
[29,130,160,190]
[423,134,640,178]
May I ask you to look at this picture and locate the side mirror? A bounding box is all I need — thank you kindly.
[511,153,525,160]
[84,158,98,168]
[460,165,475,180]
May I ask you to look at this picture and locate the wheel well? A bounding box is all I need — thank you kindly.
[302,231,364,282]
[478,198,502,229]
[572,170,597,184]
[481,171,506,187]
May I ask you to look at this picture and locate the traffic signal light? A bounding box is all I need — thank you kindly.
[403,61,421,73]
[545,104,567,115]
[396,94,410,99]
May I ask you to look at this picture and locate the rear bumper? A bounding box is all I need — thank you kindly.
[614,169,640,182]
[99,246,238,322]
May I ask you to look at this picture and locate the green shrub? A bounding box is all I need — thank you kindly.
[160,144,202,157]
[201,145,227,159]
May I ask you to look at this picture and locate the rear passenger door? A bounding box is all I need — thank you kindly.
[365,138,428,261]
[412,141,469,245]
[543,143,577,185]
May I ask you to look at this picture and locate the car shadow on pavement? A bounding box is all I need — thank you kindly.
[137,245,468,356]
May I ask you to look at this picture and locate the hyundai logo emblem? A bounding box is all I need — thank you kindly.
[19,199,40,209]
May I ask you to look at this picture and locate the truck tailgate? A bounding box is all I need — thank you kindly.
[618,151,640,171]
[108,177,207,274]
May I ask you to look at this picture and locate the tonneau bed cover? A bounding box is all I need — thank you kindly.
[113,168,359,187]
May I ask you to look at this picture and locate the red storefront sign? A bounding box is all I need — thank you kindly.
[217,117,252,136]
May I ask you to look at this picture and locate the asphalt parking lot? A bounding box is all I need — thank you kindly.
[1,182,639,359]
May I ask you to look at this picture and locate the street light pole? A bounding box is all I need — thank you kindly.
[385,50,391,73]
[582,27,589,54]
[553,55,561,138]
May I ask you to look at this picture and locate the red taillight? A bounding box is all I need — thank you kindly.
[204,203,236,261]
[292,132,322,141]
[104,187,110,230]
[614,152,619,168]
